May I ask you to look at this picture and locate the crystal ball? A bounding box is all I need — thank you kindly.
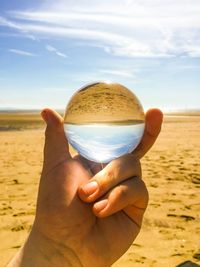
[64,81,145,163]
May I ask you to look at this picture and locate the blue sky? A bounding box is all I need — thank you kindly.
[0,0,200,111]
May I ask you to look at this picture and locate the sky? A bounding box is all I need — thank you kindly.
[0,0,200,111]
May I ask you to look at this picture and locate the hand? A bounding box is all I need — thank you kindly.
[8,108,163,267]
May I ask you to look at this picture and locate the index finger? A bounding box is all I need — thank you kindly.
[134,108,163,159]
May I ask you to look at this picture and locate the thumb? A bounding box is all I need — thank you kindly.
[41,108,71,174]
[134,108,163,159]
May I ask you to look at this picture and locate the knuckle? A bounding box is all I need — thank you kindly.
[117,185,128,200]
[107,160,121,179]
[100,166,119,189]
[95,166,118,195]
[105,168,116,183]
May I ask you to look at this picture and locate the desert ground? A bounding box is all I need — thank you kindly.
[0,112,199,267]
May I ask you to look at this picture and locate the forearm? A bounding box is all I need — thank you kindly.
[7,226,83,267]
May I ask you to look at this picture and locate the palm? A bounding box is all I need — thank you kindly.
[36,156,139,267]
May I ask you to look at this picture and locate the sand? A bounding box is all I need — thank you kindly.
[0,113,200,267]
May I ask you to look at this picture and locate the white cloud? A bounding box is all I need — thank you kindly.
[55,51,67,58]
[45,44,67,58]
[9,49,36,57]
[184,45,200,57]
[9,9,200,29]
[46,44,57,52]
[0,16,21,30]
[0,16,38,41]
[1,0,200,58]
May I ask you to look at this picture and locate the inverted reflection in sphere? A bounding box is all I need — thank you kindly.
[64,82,145,163]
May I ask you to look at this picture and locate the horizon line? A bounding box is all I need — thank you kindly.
[1,107,200,115]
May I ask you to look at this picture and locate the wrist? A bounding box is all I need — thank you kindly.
[8,225,83,267]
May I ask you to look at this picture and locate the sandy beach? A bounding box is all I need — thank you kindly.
[0,112,199,267]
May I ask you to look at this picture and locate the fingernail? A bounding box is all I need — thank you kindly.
[81,181,98,196]
[94,199,108,213]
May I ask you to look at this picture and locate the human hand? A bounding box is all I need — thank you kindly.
[8,108,162,267]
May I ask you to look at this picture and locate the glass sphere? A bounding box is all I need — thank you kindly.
[64,81,145,163]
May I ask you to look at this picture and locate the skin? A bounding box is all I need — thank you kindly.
[8,108,163,267]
